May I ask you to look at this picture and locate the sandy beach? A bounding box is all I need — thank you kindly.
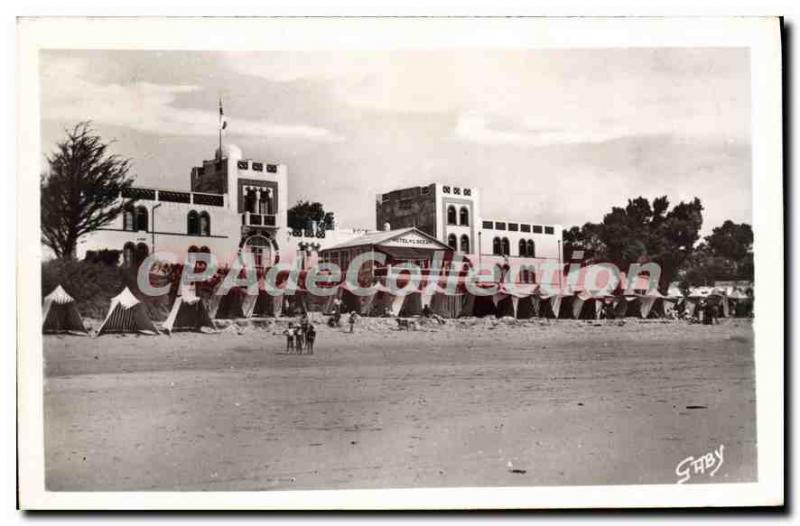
[43,317,756,491]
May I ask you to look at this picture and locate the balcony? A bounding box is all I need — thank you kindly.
[242,213,276,227]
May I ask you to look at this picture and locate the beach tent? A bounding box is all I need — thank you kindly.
[429,290,467,318]
[251,290,282,317]
[637,289,664,318]
[208,287,256,319]
[612,295,636,318]
[537,291,564,319]
[42,285,87,334]
[96,287,159,335]
[571,291,606,320]
[513,285,539,320]
[163,288,215,333]
[397,291,424,317]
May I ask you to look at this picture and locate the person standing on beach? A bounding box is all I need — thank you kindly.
[285,323,296,353]
[348,311,357,333]
[305,324,316,355]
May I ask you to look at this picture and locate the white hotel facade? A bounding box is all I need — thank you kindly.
[76,144,563,282]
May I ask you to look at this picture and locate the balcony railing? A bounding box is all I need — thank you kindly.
[242,213,276,227]
[121,187,225,207]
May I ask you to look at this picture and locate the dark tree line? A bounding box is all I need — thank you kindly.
[563,196,752,292]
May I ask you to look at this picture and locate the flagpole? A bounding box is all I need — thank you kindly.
[218,97,223,158]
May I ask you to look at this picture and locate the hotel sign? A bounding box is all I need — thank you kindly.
[382,232,446,250]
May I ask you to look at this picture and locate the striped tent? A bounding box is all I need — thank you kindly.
[42,285,87,334]
[163,287,215,333]
[96,287,159,336]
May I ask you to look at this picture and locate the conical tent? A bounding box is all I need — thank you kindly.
[251,290,281,317]
[96,287,159,335]
[208,287,252,319]
[572,291,605,320]
[42,285,87,334]
[163,288,215,333]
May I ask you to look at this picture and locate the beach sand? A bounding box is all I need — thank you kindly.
[43,317,756,490]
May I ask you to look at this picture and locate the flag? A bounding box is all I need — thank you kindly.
[218,98,227,131]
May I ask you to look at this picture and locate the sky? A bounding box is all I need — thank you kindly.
[39,48,752,235]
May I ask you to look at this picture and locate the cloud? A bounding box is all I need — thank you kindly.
[40,57,341,141]
[453,113,633,147]
[225,49,749,148]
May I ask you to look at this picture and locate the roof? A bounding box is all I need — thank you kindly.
[112,287,142,309]
[321,227,452,252]
[45,285,74,304]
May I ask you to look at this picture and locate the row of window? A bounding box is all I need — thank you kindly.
[492,237,536,258]
[447,234,471,253]
[446,205,470,226]
[482,221,555,235]
[123,207,212,237]
[442,186,472,196]
[237,160,278,173]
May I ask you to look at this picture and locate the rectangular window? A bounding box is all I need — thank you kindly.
[495,222,506,231]
[464,188,472,196]
[533,225,543,234]
[237,160,249,170]
[521,224,531,233]
[442,186,451,194]
[421,186,431,195]
[508,223,519,232]
[266,164,278,173]
[453,187,461,195]
[252,162,264,172]
[197,167,205,176]
[545,226,555,235]
[482,220,493,229]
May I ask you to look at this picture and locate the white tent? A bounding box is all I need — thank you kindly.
[42,285,87,334]
[571,291,607,320]
[96,287,159,335]
[163,287,215,333]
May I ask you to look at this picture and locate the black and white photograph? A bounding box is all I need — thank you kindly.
[16,16,784,510]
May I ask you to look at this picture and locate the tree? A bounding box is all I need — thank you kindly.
[41,122,135,259]
[679,220,753,288]
[705,220,753,261]
[287,200,335,231]
[562,196,704,292]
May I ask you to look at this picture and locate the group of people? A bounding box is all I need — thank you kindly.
[284,313,316,354]
[327,299,359,333]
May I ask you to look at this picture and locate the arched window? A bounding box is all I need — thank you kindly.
[447,234,458,250]
[134,243,149,265]
[447,205,457,225]
[122,207,135,231]
[460,234,470,253]
[135,206,148,232]
[492,237,502,255]
[501,237,510,256]
[519,239,527,257]
[527,240,535,258]
[122,242,135,267]
[188,245,199,253]
[459,207,469,226]
[187,210,199,235]
[199,246,210,253]
[244,189,257,214]
[199,211,210,236]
